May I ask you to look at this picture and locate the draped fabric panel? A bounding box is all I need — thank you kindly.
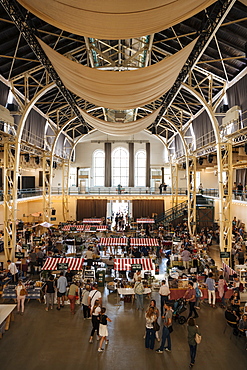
[38,38,197,110]
[146,143,150,188]
[104,142,112,187]
[76,199,107,220]
[226,74,247,128]
[129,142,134,187]
[18,0,216,40]
[79,108,161,136]
[132,200,164,219]
[192,110,215,148]
[0,81,10,106]
[236,169,247,187]
[22,109,46,148]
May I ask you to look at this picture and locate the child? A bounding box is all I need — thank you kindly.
[98,307,112,352]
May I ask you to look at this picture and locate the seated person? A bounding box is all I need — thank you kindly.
[225,304,239,336]
[238,314,247,337]
[230,291,241,317]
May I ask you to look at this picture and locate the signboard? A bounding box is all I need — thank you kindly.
[84,270,95,278]
[57,262,69,270]
[70,227,76,231]
[15,252,24,259]
[131,264,142,272]
[51,217,56,221]
[75,237,82,244]
[33,237,41,241]
[220,251,230,259]
[90,227,97,231]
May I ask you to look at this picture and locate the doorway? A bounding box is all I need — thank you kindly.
[110,200,129,230]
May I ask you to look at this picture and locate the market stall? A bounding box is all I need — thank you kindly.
[2,282,44,303]
[130,238,159,247]
[169,287,233,301]
[42,257,84,271]
[136,218,155,224]
[62,224,108,232]
[114,258,154,271]
[100,237,128,246]
[83,218,102,224]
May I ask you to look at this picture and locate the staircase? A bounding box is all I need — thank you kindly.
[155,201,188,225]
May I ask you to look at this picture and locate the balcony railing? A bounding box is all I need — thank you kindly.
[0,187,247,201]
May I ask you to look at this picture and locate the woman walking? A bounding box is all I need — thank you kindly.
[217,275,227,308]
[187,318,201,367]
[44,275,55,311]
[145,306,157,350]
[150,299,160,341]
[68,281,78,314]
[98,307,112,352]
[89,299,101,343]
[15,280,27,315]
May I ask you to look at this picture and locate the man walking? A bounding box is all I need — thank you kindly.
[156,302,173,353]
[159,280,170,316]
[205,272,216,308]
[56,272,67,310]
[88,282,102,310]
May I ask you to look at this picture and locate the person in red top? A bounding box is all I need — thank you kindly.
[183,281,198,319]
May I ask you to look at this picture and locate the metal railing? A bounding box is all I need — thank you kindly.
[1,187,247,202]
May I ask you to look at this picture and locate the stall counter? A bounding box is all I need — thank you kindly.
[169,287,233,301]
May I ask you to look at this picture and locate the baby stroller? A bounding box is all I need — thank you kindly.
[172,298,187,324]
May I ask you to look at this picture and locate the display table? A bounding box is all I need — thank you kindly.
[169,288,233,301]
[0,304,16,338]
[117,287,151,303]
[2,287,43,303]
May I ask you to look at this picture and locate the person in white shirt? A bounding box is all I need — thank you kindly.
[133,270,141,282]
[159,280,170,316]
[6,260,18,283]
[88,283,102,310]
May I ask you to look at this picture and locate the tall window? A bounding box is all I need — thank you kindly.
[112,147,129,187]
[93,150,105,186]
[135,150,146,186]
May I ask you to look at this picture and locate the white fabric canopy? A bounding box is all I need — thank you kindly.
[38,38,197,110]
[79,108,161,136]
[18,0,216,40]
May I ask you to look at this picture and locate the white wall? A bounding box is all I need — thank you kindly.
[72,130,167,187]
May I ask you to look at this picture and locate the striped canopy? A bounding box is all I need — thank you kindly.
[136,218,155,224]
[83,218,102,223]
[62,225,107,231]
[130,238,159,247]
[114,258,154,271]
[42,257,84,270]
[100,238,127,246]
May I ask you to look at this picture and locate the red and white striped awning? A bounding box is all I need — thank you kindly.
[84,225,108,232]
[83,218,102,224]
[100,237,127,246]
[130,238,159,247]
[114,258,154,271]
[136,218,155,224]
[42,257,84,270]
[62,225,107,232]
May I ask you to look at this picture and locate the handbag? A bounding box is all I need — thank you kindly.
[153,320,160,332]
[195,333,202,344]
[20,288,27,296]
[168,325,173,333]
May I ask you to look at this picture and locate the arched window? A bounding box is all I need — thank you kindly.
[93,150,105,186]
[135,150,146,186]
[112,147,129,187]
